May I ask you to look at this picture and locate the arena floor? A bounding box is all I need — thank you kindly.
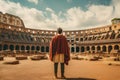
[0,57,120,80]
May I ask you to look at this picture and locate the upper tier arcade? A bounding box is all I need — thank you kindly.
[0,12,120,54]
[0,12,25,28]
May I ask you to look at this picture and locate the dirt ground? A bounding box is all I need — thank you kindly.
[0,57,120,80]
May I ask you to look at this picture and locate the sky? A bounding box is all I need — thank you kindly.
[0,0,120,30]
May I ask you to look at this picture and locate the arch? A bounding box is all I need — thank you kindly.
[108,45,112,53]
[86,46,90,51]
[97,46,101,51]
[26,46,30,50]
[80,38,83,41]
[46,46,49,52]
[15,45,19,50]
[3,44,8,50]
[91,46,95,50]
[71,47,74,52]
[0,44,2,51]
[31,46,35,50]
[76,46,79,52]
[114,45,119,50]
[81,46,85,52]
[41,46,44,52]
[102,46,106,52]
[10,45,14,51]
[36,46,40,51]
[21,45,25,50]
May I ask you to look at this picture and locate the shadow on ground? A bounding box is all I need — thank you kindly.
[63,77,96,80]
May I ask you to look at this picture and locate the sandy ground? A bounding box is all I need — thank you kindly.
[0,57,120,80]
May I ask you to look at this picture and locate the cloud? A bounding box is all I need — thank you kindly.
[27,0,38,4]
[0,0,120,30]
[0,0,45,29]
[46,7,54,13]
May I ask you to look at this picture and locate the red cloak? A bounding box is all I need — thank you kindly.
[49,34,70,65]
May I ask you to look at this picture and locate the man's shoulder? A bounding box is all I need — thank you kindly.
[52,34,66,39]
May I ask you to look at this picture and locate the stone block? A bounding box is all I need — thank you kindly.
[30,55,48,60]
[3,60,19,65]
[16,56,27,60]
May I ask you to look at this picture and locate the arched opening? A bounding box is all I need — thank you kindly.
[41,46,44,52]
[46,46,49,52]
[21,45,25,51]
[26,46,30,50]
[86,46,90,51]
[3,44,8,50]
[81,46,85,52]
[108,45,112,53]
[91,46,95,53]
[114,45,119,50]
[71,47,74,52]
[31,46,35,50]
[36,46,40,51]
[102,46,106,52]
[15,45,19,50]
[10,45,14,51]
[0,44,2,51]
[97,46,101,51]
[76,46,79,52]
[91,46,95,50]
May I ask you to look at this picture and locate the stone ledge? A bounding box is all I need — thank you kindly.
[16,56,28,60]
[3,60,19,65]
[30,55,48,60]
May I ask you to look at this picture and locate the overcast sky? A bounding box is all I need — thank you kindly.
[0,0,120,30]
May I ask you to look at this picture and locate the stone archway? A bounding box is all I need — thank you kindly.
[41,46,44,52]
[46,46,49,52]
[31,46,35,51]
[71,47,74,53]
[36,46,40,51]
[108,45,112,53]
[81,46,84,52]
[97,46,101,51]
[10,45,14,51]
[91,46,95,53]
[76,46,79,52]
[21,45,25,51]
[86,46,90,51]
[114,45,119,50]
[102,46,106,52]
[3,44,8,50]
[15,45,19,50]
[26,46,30,50]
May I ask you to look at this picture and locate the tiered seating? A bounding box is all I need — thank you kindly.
[78,30,120,42]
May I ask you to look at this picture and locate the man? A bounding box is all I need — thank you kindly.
[49,27,70,79]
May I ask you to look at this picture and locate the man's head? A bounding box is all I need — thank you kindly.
[57,27,63,34]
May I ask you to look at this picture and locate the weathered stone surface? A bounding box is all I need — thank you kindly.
[3,60,19,65]
[30,55,48,60]
[16,56,28,60]
[89,58,99,61]
[104,57,117,61]
[0,56,4,61]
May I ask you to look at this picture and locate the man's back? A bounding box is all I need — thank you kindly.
[53,34,67,53]
[49,28,70,79]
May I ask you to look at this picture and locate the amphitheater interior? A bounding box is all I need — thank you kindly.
[0,12,120,56]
